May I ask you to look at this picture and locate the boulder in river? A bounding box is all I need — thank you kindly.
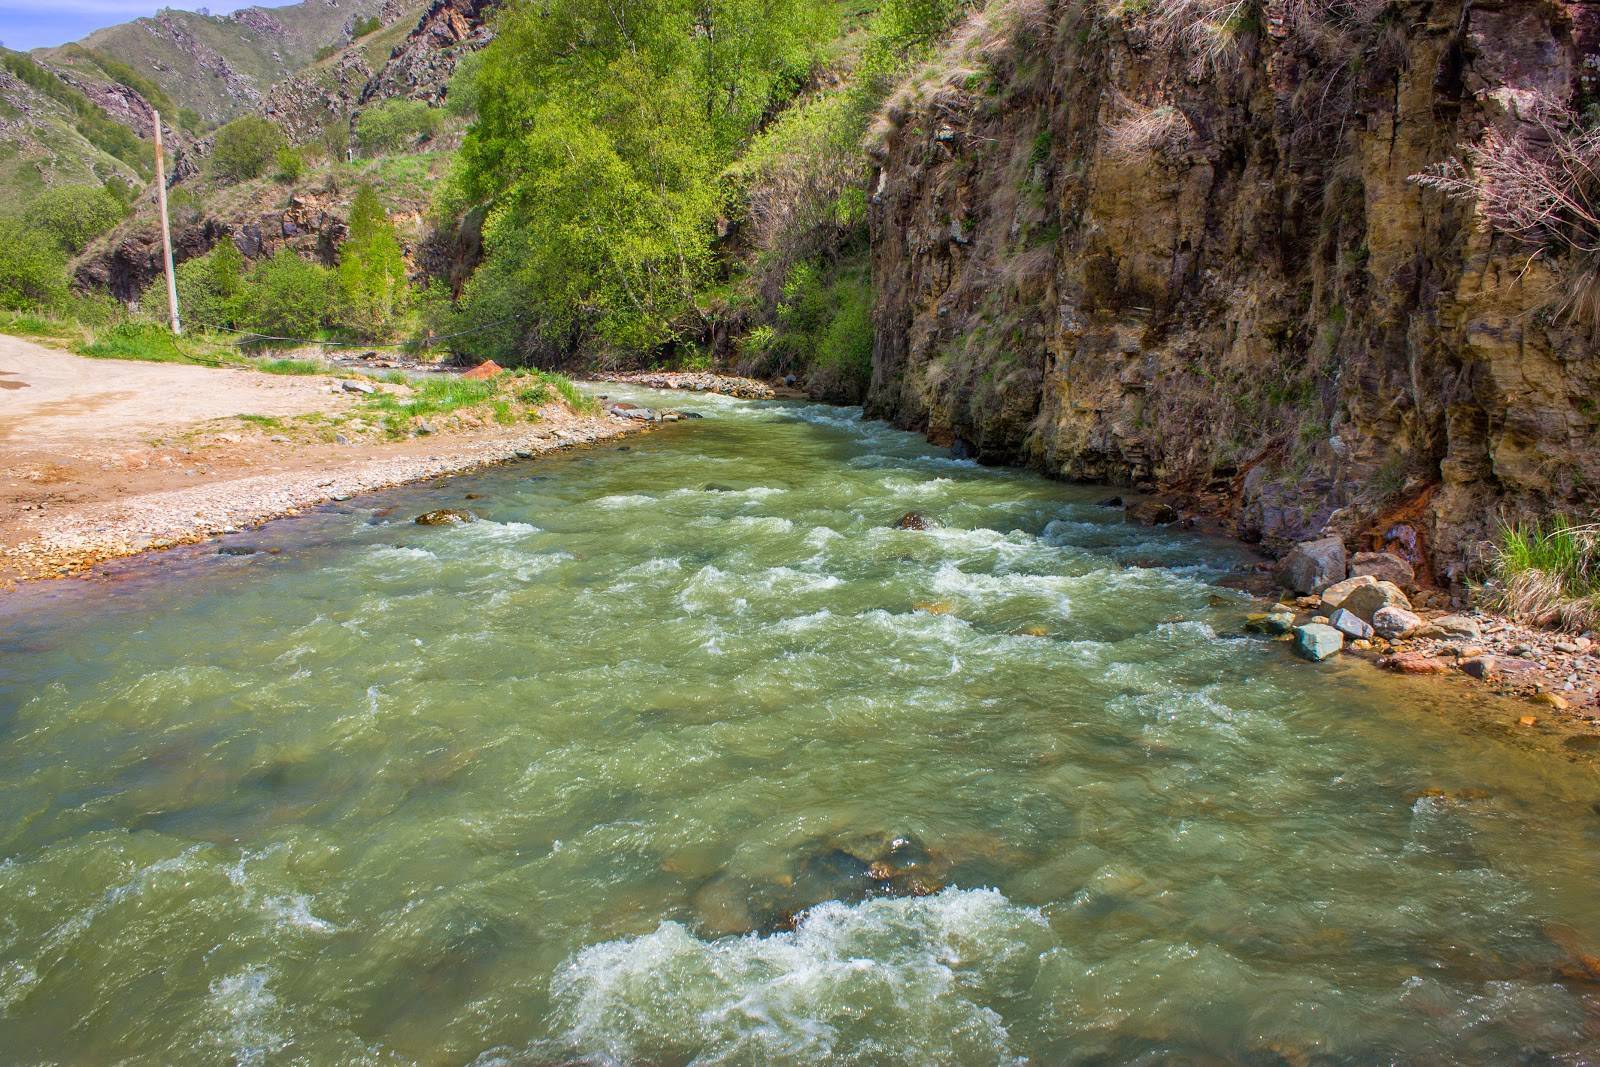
[1350,551,1415,590]
[894,512,936,530]
[1372,605,1422,639]
[1340,581,1412,623]
[415,508,477,526]
[1126,500,1179,526]
[1293,623,1344,661]
[1281,536,1347,595]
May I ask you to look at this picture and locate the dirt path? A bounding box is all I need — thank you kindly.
[0,336,642,585]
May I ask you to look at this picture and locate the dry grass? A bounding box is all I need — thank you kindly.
[1413,101,1600,331]
[1104,93,1195,159]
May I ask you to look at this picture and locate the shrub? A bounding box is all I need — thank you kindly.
[336,185,408,339]
[24,183,126,253]
[354,99,441,156]
[241,249,335,337]
[274,146,306,183]
[152,239,246,330]
[0,218,70,310]
[211,116,288,182]
[351,14,382,37]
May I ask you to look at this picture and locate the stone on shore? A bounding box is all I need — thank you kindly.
[1340,581,1412,623]
[1329,608,1373,640]
[1246,609,1297,635]
[1320,574,1376,610]
[1418,614,1481,639]
[1281,536,1347,595]
[1382,652,1451,675]
[1293,623,1344,661]
[1350,551,1415,589]
[1372,605,1422,639]
[341,378,377,394]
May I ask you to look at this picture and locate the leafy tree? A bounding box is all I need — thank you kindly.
[0,217,70,310]
[242,249,334,336]
[337,185,408,338]
[210,116,287,182]
[354,99,440,156]
[451,0,832,357]
[24,183,126,253]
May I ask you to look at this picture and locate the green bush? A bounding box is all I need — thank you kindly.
[148,240,246,330]
[211,116,288,182]
[24,183,126,253]
[354,99,441,156]
[0,218,71,311]
[274,146,306,183]
[242,249,335,337]
[351,14,382,37]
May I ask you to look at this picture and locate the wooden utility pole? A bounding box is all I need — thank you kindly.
[152,108,181,335]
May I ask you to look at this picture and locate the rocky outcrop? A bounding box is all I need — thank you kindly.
[866,0,1600,588]
[262,52,376,145]
[362,0,496,105]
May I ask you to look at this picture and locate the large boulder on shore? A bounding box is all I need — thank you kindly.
[1350,551,1416,590]
[1329,608,1373,640]
[1340,581,1412,623]
[1293,623,1344,661]
[1281,536,1347,594]
[1320,574,1376,610]
[1418,614,1481,639]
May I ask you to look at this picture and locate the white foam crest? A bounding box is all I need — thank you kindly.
[463,519,542,540]
[669,485,786,501]
[769,609,835,634]
[678,565,842,614]
[208,966,286,1067]
[726,516,796,534]
[593,493,656,509]
[927,562,1073,613]
[804,525,842,549]
[878,475,957,498]
[259,894,337,934]
[620,557,683,577]
[549,888,1045,1066]
[46,844,210,949]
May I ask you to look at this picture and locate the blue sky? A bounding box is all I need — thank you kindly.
[1,0,259,51]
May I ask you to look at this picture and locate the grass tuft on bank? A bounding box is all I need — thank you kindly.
[1488,515,1600,633]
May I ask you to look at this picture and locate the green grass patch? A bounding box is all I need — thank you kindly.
[255,357,327,375]
[77,323,210,365]
[1489,515,1600,632]
[0,311,77,338]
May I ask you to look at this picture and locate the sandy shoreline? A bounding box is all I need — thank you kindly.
[0,335,656,587]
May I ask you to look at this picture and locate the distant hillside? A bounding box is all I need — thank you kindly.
[36,0,401,128]
[0,48,150,204]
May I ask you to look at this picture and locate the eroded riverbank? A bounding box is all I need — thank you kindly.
[2,386,1598,1063]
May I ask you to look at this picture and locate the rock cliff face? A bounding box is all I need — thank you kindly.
[363,0,495,105]
[866,0,1600,586]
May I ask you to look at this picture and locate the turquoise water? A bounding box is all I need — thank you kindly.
[1,386,1597,1064]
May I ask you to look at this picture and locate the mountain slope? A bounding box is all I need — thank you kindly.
[36,0,398,127]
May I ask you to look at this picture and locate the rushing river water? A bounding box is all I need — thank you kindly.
[1,386,1598,1065]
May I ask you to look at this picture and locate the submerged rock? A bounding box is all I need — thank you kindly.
[415,508,477,526]
[1281,536,1347,595]
[1382,652,1451,675]
[1293,623,1343,661]
[1126,500,1179,526]
[894,511,936,530]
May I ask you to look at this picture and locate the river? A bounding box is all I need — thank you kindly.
[1,385,1597,1064]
